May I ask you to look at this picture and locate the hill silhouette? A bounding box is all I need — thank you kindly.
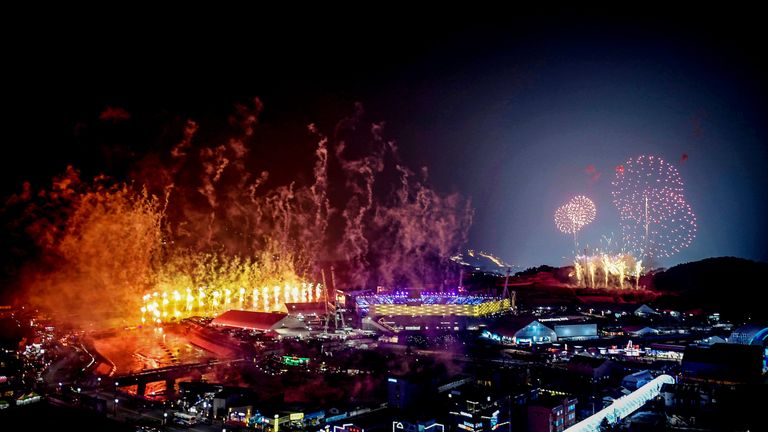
[651,257,768,320]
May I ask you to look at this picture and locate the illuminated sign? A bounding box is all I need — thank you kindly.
[388,378,398,383]
[290,413,304,421]
[282,356,310,366]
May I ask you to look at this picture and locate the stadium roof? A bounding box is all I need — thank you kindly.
[284,302,327,315]
[212,310,288,330]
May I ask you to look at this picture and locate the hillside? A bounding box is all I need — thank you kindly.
[651,257,768,320]
[652,257,768,292]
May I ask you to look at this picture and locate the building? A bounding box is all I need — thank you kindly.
[392,419,445,432]
[729,324,768,346]
[211,310,308,337]
[513,321,557,345]
[621,370,654,390]
[446,383,512,432]
[329,424,364,432]
[526,395,577,432]
[659,383,715,410]
[682,343,763,384]
[211,387,260,420]
[482,319,557,345]
[553,323,597,341]
[283,302,327,318]
[482,317,597,345]
[697,335,727,345]
[365,315,475,333]
[567,356,613,382]
[356,293,510,318]
[388,374,437,412]
[633,304,658,317]
[621,326,658,338]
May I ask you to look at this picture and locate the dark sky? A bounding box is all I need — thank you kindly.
[4,8,767,268]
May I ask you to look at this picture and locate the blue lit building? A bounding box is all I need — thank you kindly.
[481,318,597,345]
[481,319,556,345]
[728,324,768,371]
[620,370,654,390]
[553,324,597,341]
[728,324,768,346]
[513,321,557,345]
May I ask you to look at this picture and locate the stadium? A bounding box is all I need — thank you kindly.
[355,291,510,318]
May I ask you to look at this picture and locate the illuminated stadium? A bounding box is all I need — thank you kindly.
[355,292,510,318]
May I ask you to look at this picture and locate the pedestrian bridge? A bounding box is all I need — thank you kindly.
[564,374,675,432]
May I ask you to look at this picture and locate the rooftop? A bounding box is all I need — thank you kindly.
[568,355,609,368]
[212,310,288,330]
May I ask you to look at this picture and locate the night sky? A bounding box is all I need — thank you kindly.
[4,8,767,269]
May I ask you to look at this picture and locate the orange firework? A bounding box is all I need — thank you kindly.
[554,195,596,249]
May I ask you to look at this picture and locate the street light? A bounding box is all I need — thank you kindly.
[114,398,119,416]
[164,412,168,425]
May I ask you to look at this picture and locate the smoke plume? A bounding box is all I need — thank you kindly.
[3,101,472,326]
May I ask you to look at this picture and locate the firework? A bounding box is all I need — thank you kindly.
[612,155,697,260]
[571,253,643,289]
[140,280,324,325]
[7,103,473,327]
[554,195,596,248]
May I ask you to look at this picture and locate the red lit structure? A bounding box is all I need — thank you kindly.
[211,310,307,336]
